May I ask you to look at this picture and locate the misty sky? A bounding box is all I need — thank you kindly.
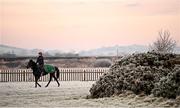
[0,0,180,51]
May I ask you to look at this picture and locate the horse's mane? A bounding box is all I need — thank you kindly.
[30,59,37,66]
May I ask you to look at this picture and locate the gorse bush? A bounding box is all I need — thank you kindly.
[152,67,180,99]
[89,52,180,99]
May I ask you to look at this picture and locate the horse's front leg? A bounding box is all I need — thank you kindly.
[37,82,41,87]
[35,77,38,88]
[35,76,41,88]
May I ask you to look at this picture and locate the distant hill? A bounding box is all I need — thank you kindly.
[79,45,148,56]
[0,44,180,57]
[79,45,180,56]
[0,45,31,56]
[0,44,79,57]
[0,45,61,57]
[175,47,180,54]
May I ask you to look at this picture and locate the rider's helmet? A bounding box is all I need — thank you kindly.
[38,52,42,56]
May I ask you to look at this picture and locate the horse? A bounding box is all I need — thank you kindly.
[26,59,60,88]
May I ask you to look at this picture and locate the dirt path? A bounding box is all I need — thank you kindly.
[0,81,178,107]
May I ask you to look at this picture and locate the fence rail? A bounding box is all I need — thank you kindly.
[0,68,109,82]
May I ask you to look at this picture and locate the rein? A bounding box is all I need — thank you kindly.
[30,61,41,75]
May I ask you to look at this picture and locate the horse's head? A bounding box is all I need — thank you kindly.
[27,59,35,69]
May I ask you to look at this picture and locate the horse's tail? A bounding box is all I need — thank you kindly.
[55,67,60,79]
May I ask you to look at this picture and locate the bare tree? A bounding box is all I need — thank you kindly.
[150,29,177,53]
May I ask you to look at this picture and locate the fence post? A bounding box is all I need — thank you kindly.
[83,70,86,81]
[23,71,25,82]
[0,70,1,82]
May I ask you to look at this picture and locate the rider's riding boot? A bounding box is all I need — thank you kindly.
[42,68,46,76]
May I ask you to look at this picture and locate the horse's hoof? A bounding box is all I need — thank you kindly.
[58,84,60,87]
[45,86,48,87]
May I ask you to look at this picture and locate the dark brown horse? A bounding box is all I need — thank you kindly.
[27,60,60,88]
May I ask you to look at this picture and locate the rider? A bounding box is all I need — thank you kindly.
[36,52,45,75]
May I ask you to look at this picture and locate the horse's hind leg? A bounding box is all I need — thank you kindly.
[53,74,60,87]
[45,74,52,87]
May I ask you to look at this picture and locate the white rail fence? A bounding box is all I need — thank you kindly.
[0,68,109,82]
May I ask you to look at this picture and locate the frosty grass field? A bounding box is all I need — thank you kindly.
[0,81,177,107]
